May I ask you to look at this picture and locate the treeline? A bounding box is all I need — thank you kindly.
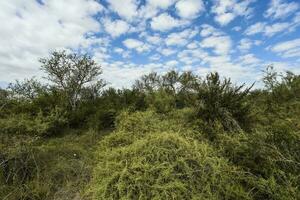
[0,51,300,199]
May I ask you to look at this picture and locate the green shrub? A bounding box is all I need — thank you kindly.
[89,132,251,200]
[0,130,102,200]
[196,72,253,133]
[87,109,117,131]
[115,109,200,141]
[216,132,300,199]
[146,89,176,114]
[0,107,67,137]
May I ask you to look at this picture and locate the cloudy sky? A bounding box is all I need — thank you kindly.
[1,0,300,88]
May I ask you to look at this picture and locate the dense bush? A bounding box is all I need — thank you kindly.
[216,131,300,199]
[1,63,300,199]
[88,121,251,199]
[0,130,102,200]
[196,72,253,133]
[0,107,67,137]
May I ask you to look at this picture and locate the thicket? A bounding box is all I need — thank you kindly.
[0,52,299,199]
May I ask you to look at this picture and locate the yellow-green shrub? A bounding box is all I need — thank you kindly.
[89,132,251,200]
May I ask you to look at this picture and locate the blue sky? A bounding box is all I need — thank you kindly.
[0,0,300,88]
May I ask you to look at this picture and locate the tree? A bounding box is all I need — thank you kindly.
[262,65,278,91]
[177,71,200,107]
[134,72,161,92]
[196,72,254,132]
[40,51,104,110]
[8,78,45,100]
[0,88,9,112]
[161,70,179,94]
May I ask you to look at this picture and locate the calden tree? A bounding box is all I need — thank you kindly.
[40,51,105,110]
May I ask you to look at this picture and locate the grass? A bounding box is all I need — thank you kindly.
[0,129,109,200]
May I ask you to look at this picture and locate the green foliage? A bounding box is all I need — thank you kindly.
[0,107,67,137]
[216,131,300,199]
[145,89,176,113]
[8,78,46,100]
[1,62,300,200]
[88,113,251,200]
[0,130,104,200]
[40,50,105,110]
[196,72,253,133]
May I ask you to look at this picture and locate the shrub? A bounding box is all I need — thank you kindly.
[145,89,176,114]
[215,131,300,199]
[196,72,253,133]
[88,132,251,200]
[0,107,67,137]
[87,108,117,131]
[0,130,101,200]
[115,109,199,140]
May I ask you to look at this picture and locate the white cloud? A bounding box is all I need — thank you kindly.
[103,18,130,38]
[245,22,293,37]
[0,0,104,82]
[146,35,163,45]
[165,28,198,46]
[123,38,143,48]
[244,22,266,35]
[123,38,151,53]
[187,42,198,49]
[101,62,154,88]
[114,47,130,58]
[165,60,179,67]
[264,22,290,36]
[150,13,187,31]
[200,24,222,37]
[107,0,138,21]
[238,38,261,51]
[159,48,177,56]
[270,38,300,58]
[264,0,299,19]
[114,47,124,54]
[238,53,261,65]
[149,54,161,61]
[138,0,177,20]
[175,0,204,19]
[200,35,232,55]
[232,26,242,31]
[94,51,111,63]
[147,0,176,9]
[211,0,254,26]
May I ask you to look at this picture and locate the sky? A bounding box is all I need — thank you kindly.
[0,0,300,88]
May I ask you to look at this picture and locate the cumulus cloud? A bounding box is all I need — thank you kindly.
[244,22,267,35]
[145,35,163,45]
[101,62,159,88]
[270,38,300,58]
[187,42,199,49]
[244,21,295,37]
[238,38,261,52]
[200,35,232,55]
[150,13,187,31]
[103,18,130,38]
[123,38,151,53]
[237,53,261,65]
[165,60,179,67]
[1,0,300,88]
[0,0,104,82]
[147,0,176,9]
[165,28,198,46]
[107,0,138,21]
[264,0,299,19]
[159,48,177,56]
[175,0,205,19]
[211,0,254,26]
[200,24,223,37]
